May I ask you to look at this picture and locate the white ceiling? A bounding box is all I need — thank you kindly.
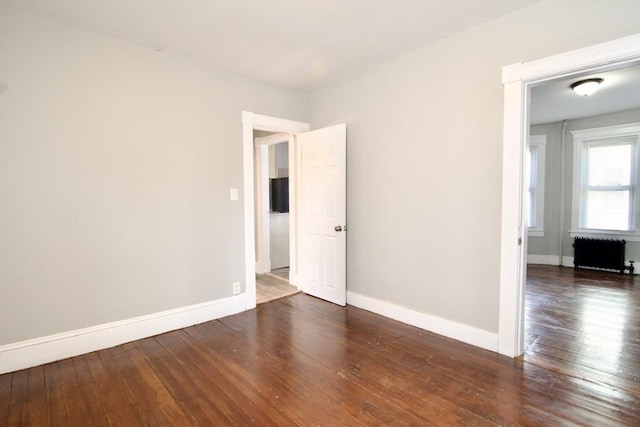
[0,0,537,90]
[530,63,640,125]
[2,0,637,123]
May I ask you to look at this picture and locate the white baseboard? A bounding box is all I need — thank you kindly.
[0,294,246,374]
[529,254,639,274]
[346,291,498,353]
[527,254,561,265]
[255,260,271,274]
[289,272,302,290]
[527,254,574,267]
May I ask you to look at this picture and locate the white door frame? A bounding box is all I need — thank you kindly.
[498,33,640,357]
[242,112,310,310]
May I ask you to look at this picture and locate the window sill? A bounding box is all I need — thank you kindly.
[569,230,640,243]
[528,229,545,237]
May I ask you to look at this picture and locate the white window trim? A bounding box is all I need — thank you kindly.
[570,122,640,241]
[527,135,546,237]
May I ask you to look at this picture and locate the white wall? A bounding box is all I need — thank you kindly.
[269,213,290,269]
[0,7,307,346]
[269,142,289,179]
[309,1,640,334]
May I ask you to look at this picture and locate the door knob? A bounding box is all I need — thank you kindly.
[335,225,343,232]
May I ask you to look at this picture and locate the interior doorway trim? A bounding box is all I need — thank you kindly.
[498,33,640,357]
[242,112,310,310]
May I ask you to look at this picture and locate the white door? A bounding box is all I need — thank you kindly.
[298,124,346,306]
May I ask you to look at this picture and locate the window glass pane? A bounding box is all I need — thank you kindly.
[587,144,631,186]
[528,188,535,227]
[584,190,630,230]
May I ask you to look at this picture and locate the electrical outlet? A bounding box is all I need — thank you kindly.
[232,282,241,295]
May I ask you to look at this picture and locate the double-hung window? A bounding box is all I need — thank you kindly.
[571,123,640,239]
[527,135,546,236]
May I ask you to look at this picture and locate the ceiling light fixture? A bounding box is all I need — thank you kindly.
[570,78,603,97]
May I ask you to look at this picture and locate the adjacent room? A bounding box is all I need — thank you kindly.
[1,0,639,424]
[523,63,640,405]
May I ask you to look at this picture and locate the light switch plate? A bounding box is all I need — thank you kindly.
[230,188,238,201]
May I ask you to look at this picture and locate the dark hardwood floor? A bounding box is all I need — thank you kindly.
[1,266,639,425]
[524,265,639,398]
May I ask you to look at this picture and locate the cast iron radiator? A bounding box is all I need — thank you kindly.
[573,237,634,274]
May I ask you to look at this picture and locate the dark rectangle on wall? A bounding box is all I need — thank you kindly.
[270,177,289,213]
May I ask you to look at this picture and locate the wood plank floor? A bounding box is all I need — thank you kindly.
[256,272,299,304]
[270,267,290,280]
[1,267,639,425]
[524,265,640,398]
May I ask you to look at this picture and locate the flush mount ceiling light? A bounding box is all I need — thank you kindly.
[570,78,604,96]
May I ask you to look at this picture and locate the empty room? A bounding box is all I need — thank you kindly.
[1,1,639,425]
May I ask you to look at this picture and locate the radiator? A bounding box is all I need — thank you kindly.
[573,237,634,274]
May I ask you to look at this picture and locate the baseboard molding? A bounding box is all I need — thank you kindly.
[527,254,561,265]
[527,254,574,267]
[0,294,246,374]
[289,272,302,290]
[255,260,271,275]
[346,291,498,353]
[529,255,638,274]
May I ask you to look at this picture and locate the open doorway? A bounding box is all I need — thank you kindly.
[243,113,348,310]
[241,112,309,311]
[253,130,300,304]
[521,63,640,384]
[498,34,640,358]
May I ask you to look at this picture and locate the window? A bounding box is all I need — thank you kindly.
[527,135,546,237]
[571,123,640,240]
